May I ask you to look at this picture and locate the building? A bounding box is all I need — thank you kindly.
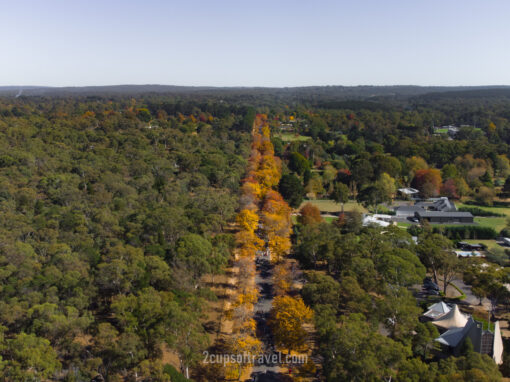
[414,210,474,224]
[397,187,420,199]
[415,197,457,212]
[431,304,469,330]
[422,303,504,364]
[436,317,504,364]
[394,205,424,218]
[362,214,391,227]
[458,242,485,251]
[394,197,470,222]
[455,250,482,258]
[423,301,451,320]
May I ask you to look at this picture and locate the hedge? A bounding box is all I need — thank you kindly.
[433,225,497,240]
[458,206,505,217]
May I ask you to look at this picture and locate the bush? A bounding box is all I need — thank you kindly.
[163,364,191,382]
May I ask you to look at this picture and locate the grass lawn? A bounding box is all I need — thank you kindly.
[435,128,449,134]
[323,216,337,224]
[474,216,507,232]
[299,199,367,213]
[273,132,311,142]
[397,222,413,228]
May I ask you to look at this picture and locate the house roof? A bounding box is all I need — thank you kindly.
[362,215,390,227]
[455,251,482,258]
[432,304,469,329]
[436,316,476,347]
[395,206,425,213]
[423,301,451,319]
[415,211,473,218]
[398,187,419,194]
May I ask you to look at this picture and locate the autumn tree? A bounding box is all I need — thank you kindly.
[298,203,323,226]
[412,169,442,198]
[270,296,313,353]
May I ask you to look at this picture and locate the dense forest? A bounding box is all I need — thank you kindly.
[2,86,510,380]
[0,95,253,380]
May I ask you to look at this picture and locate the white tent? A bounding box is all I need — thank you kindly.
[432,304,468,330]
[423,301,451,320]
[493,321,504,365]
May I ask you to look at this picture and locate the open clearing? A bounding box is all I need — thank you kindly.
[273,131,311,142]
[299,199,367,213]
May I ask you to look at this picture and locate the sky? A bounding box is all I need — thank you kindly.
[1,0,510,87]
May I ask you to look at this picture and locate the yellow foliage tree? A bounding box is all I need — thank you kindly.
[236,209,259,233]
[270,296,313,353]
[224,334,262,380]
[268,235,291,263]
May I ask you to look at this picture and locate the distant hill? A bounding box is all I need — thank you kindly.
[1,84,510,102]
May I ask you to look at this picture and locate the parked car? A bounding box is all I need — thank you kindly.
[423,280,439,291]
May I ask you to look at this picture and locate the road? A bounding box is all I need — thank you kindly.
[451,278,492,310]
[248,255,290,381]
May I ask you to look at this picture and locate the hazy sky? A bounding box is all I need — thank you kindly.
[1,0,510,87]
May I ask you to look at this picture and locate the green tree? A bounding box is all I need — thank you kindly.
[278,173,304,208]
[288,152,310,175]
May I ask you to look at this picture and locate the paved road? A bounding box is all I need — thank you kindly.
[452,278,491,310]
[248,256,288,381]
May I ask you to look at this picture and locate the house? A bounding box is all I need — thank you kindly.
[414,211,474,224]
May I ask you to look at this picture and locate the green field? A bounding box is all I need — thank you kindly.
[474,216,506,231]
[299,199,367,213]
[455,202,509,232]
[273,132,311,142]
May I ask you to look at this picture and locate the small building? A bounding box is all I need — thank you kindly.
[397,187,420,199]
[362,215,390,227]
[458,242,485,251]
[372,214,393,222]
[415,211,474,224]
[455,251,482,258]
[423,301,451,321]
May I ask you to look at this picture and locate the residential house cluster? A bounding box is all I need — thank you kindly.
[394,197,474,224]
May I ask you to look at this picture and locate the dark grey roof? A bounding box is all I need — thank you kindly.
[436,317,476,348]
[415,197,456,212]
[416,211,473,218]
[395,206,425,212]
